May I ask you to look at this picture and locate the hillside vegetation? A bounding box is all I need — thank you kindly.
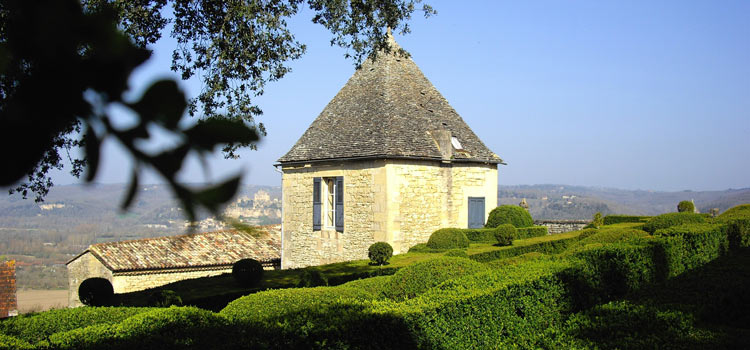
[2,204,749,349]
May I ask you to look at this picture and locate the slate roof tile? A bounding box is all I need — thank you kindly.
[278,35,503,164]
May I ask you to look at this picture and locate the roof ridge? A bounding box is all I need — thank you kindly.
[89,227,271,250]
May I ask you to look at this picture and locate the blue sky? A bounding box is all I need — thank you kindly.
[49,0,750,192]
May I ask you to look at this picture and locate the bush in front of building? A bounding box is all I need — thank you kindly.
[232,258,264,287]
[426,228,470,249]
[677,200,695,213]
[78,278,114,307]
[368,242,393,265]
[297,269,328,287]
[486,205,534,228]
[494,224,516,246]
[148,290,183,307]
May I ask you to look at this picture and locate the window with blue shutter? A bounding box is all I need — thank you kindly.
[468,197,485,228]
[313,177,321,230]
[335,176,344,232]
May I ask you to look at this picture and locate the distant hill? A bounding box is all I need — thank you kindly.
[499,185,750,220]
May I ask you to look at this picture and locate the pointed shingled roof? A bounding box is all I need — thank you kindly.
[278,35,503,165]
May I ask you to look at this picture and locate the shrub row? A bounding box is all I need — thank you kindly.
[602,215,651,225]
[727,218,750,249]
[651,223,728,277]
[716,204,750,223]
[516,226,548,239]
[469,234,582,263]
[642,212,706,234]
[435,225,548,244]
[382,257,487,301]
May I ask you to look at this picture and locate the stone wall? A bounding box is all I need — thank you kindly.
[67,252,113,307]
[0,260,16,318]
[281,159,497,268]
[534,220,591,234]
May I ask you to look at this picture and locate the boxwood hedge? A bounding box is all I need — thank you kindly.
[642,212,706,234]
[516,226,548,239]
[383,257,487,301]
[603,215,651,225]
[426,228,470,249]
[485,205,534,228]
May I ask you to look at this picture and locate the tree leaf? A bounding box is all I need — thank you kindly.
[183,118,259,152]
[120,168,139,210]
[130,79,187,129]
[194,175,241,213]
[84,126,100,182]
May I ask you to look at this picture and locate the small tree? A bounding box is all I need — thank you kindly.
[494,224,516,246]
[677,200,695,213]
[368,242,394,265]
[592,212,604,228]
[486,205,534,228]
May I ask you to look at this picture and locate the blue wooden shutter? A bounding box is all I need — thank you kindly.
[335,176,344,232]
[313,177,321,230]
[468,197,485,228]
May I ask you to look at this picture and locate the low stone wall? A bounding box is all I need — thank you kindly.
[534,220,591,234]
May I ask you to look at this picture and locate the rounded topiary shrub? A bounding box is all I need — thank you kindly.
[642,212,706,234]
[232,258,264,287]
[78,278,114,306]
[443,249,469,258]
[426,228,470,249]
[485,205,534,228]
[677,200,695,213]
[384,257,487,300]
[368,242,393,265]
[494,224,516,246]
[148,289,183,307]
[297,269,328,288]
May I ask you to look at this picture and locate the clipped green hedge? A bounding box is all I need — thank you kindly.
[677,200,695,213]
[443,249,469,258]
[642,212,706,234]
[426,228,469,249]
[47,307,229,350]
[494,224,516,246]
[340,275,392,300]
[603,215,651,225]
[383,257,487,301]
[652,223,728,277]
[727,218,750,250]
[0,334,34,350]
[516,226,548,239]
[470,235,582,263]
[486,205,533,228]
[716,204,750,223]
[0,307,155,345]
[462,227,498,242]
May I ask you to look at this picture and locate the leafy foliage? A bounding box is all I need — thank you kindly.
[603,214,651,225]
[2,0,433,215]
[383,256,487,301]
[727,218,750,250]
[296,268,328,287]
[592,212,604,228]
[426,228,469,249]
[716,204,750,222]
[485,205,534,228]
[678,200,695,213]
[368,241,393,265]
[515,226,549,239]
[147,290,183,307]
[231,258,264,287]
[642,212,706,234]
[493,224,515,246]
[443,249,469,258]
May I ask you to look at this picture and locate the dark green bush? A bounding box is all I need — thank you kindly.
[0,307,154,345]
[47,306,230,350]
[516,226,548,239]
[340,275,392,300]
[443,249,469,258]
[148,290,182,307]
[485,205,533,228]
[603,215,651,225]
[652,223,728,276]
[716,204,750,222]
[573,228,649,249]
[642,212,706,234]
[426,228,469,249]
[494,224,515,246]
[78,278,114,307]
[470,235,582,263]
[383,257,487,301]
[727,218,750,250]
[232,258,264,287]
[462,227,497,242]
[368,242,393,265]
[296,268,328,287]
[677,200,695,213]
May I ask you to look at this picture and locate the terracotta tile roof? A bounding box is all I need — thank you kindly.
[75,225,280,272]
[278,34,503,165]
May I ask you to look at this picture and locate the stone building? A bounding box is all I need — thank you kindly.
[277,35,503,268]
[66,226,280,307]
